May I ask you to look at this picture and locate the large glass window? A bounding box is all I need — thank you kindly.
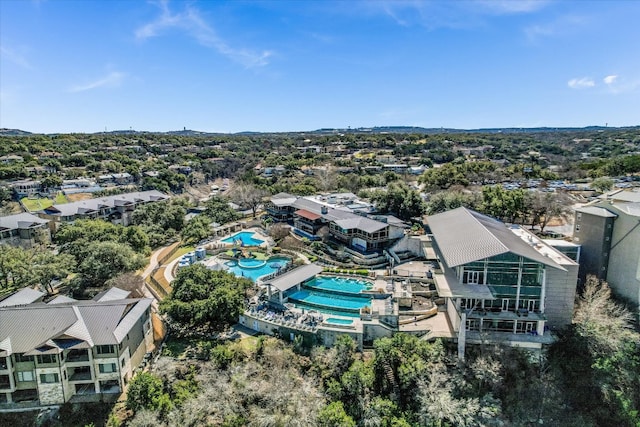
[14,354,34,363]
[96,345,115,355]
[17,371,35,382]
[0,374,10,389]
[36,354,57,364]
[40,373,59,383]
[99,363,117,374]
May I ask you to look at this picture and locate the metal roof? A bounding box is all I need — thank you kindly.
[270,193,389,233]
[263,264,324,293]
[0,212,49,231]
[333,216,388,233]
[41,190,168,217]
[0,288,45,307]
[0,291,152,354]
[294,209,322,221]
[598,189,640,203]
[575,206,618,218]
[427,207,564,270]
[94,287,131,302]
[48,295,77,304]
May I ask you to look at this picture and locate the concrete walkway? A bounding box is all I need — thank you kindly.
[138,244,174,308]
[164,257,181,285]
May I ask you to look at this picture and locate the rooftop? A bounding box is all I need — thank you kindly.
[41,190,169,217]
[263,264,324,293]
[0,289,152,357]
[427,207,567,270]
[0,212,49,231]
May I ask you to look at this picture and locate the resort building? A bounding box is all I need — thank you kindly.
[37,190,169,230]
[218,208,579,356]
[265,192,404,252]
[573,189,640,312]
[425,207,578,353]
[0,213,51,248]
[0,287,154,409]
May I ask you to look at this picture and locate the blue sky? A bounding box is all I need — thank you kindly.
[1,0,639,133]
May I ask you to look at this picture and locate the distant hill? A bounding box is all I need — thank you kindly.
[309,125,640,135]
[0,128,32,136]
[3,125,639,137]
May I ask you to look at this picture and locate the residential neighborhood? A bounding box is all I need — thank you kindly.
[0,125,638,426]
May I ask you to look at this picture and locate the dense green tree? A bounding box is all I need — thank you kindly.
[371,182,425,221]
[426,190,481,215]
[318,401,356,427]
[126,372,172,415]
[204,196,241,225]
[30,251,74,293]
[132,200,186,233]
[56,219,150,259]
[481,185,529,224]
[160,264,251,334]
[590,176,615,193]
[0,245,72,293]
[180,214,212,245]
[76,240,145,288]
[40,174,62,191]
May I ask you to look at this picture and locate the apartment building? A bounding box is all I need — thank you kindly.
[573,189,640,311]
[37,190,169,230]
[0,213,51,248]
[0,288,153,408]
[425,207,578,353]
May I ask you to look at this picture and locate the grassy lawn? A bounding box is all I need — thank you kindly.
[21,197,53,212]
[54,191,68,204]
[252,251,268,260]
[21,192,68,212]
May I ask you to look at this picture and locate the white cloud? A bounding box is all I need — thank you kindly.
[69,71,125,92]
[476,0,549,14]
[136,1,272,68]
[0,45,32,69]
[360,0,548,31]
[568,77,595,89]
[525,14,588,42]
[602,75,640,94]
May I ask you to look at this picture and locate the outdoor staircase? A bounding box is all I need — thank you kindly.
[381,357,400,400]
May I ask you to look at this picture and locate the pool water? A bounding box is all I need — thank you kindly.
[325,317,354,325]
[288,289,371,316]
[226,256,290,282]
[305,276,372,294]
[238,258,266,268]
[221,231,264,246]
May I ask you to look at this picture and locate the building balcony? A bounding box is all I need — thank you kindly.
[66,349,90,363]
[467,308,545,322]
[68,367,92,382]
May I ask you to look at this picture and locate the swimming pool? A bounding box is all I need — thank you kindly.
[221,231,265,246]
[288,289,371,316]
[305,276,372,295]
[225,256,290,282]
[325,317,354,325]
